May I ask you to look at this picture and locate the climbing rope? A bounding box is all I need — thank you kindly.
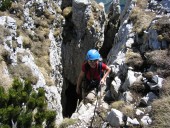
[88,84,113,128]
[89,63,104,127]
[89,86,102,128]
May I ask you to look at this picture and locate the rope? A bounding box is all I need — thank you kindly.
[89,62,103,127]
[89,86,102,128]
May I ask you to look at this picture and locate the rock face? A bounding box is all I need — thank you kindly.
[0,0,170,127]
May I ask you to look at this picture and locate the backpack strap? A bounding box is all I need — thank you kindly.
[84,62,89,80]
[98,61,103,80]
[84,61,103,80]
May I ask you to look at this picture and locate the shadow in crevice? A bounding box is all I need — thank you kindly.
[62,82,79,118]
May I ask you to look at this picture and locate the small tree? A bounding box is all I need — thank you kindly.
[0,78,57,127]
[36,96,47,109]
[37,87,45,97]
[34,112,45,125]
[45,110,57,127]
[12,78,23,92]
[24,79,32,95]
[17,112,32,128]
[0,124,11,128]
[8,88,20,106]
[27,97,36,110]
[0,86,9,108]
[20,91,29,104]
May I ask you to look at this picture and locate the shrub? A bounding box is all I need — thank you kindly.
[87,14,94,29]
[9,2,23,17]
[62,7,72,17]
[150,96,170,128]
[27,97,37,110]
[8,88,20,106]
[0,108,8,124]
[38,34,45,42]
[0,86,5,94]
[17,112,32,128]
[8,64,38,84]
[0,124,11,128]
[1,49,11,63]
[22,36,32,49]
[44,8,51,19]
[20,91,29,103]
[47,14,55,24]
[129,6,155,33]
[12,78,23,91]
[136,0,148,9]
[154,16,170,43]
[35,28,49,39]
[36,96,46,109]
[8,79,29,106]
[16,18,23,29]
[53,3,62,14]
[45,110,57,123]
[161,76,170,96]
[145,50,169,71]
[125,50,143,69]
[0,93,9,108]
[23,112,33,127]
[37,58,52,76]
[39,20,49,28]
[110,100,125,110]
[0,106,20,124]
[31,91,38,98]
[45,110,57,126]
[6,106,21,121]
[32,40,50,57]
[0,0,12,11]
[0,79,57,127]
[37,87,45,97]
[34,111,45,125]
[24,79,32,95]
[121,105,134,118]
[157,34,164,42]
[53,28,61,37]
[31,125,42,128]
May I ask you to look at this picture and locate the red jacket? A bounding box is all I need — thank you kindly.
[82,62,107,81]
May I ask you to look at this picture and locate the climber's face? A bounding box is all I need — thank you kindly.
[88,60,98,68]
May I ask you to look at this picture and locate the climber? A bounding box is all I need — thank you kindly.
[76,49,111,103]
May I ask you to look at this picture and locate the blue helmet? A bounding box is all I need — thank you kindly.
[86,49,100,60]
